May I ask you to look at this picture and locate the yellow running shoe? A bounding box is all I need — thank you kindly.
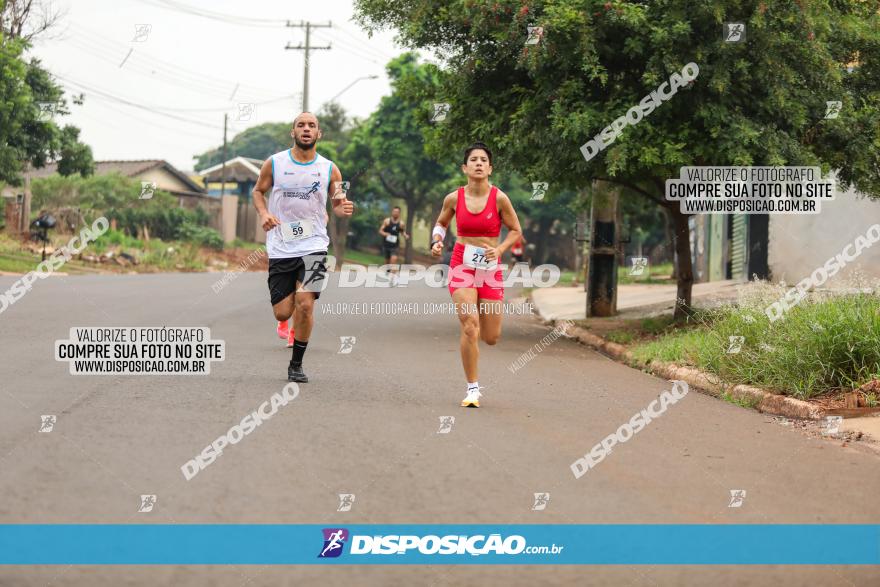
[461,388,482,408]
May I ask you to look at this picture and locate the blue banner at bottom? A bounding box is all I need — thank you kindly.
[0,525,878,565]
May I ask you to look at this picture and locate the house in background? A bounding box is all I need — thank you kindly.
[689,186,880,284]
[26,159,224,234]
[689,214,768,283]
[30,159,205,198]
[767,186,880,282]
[199,157,265,244]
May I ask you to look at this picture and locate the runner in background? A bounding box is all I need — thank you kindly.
[379,206,409,284]
[511,235,527,264]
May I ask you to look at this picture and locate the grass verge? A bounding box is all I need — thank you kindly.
[334,248,386,266]
[629,291,880,400]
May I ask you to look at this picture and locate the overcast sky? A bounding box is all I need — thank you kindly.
[30,0,411,171]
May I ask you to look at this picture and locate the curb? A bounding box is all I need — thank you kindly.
[554,321,826,421]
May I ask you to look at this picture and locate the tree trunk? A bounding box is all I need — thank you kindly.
[533,216,553,265]
[5,198,19,235]
[328,213,349,264]
[587,180,619,317]
[615,198,625,268]
[663,207,677,279]
[572,206,589,286]
[668,205,694,319]
[430,197,445,231]
[403,200,416,264]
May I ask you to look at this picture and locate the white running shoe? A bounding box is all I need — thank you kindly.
[461,388,483,408]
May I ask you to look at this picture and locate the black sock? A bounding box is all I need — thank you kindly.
[290,339,308,366]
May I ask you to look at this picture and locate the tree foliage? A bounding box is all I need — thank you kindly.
[192,122,292,171]
[343,53,460,261]
[191,101,361,171]
[31,172,216,244]
[0,34,93,184]
[56,125,93,177]
[355,0,880,313]
[1,0,64,42]
[357,0,880,193]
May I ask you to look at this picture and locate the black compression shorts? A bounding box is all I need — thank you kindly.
[267,251,329,305]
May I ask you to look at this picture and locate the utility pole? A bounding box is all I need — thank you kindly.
[220,113,228,197]
[586,180,620,317]
[285,21,332,111]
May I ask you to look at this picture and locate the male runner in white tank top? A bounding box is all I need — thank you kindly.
[253,112,354,382]
[277,207,329,348]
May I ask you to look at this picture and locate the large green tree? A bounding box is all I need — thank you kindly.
[0,36,93,186]
[356,0,880,317]
[344,53,460,263]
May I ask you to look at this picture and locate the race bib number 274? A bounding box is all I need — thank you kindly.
[463,244,497,270]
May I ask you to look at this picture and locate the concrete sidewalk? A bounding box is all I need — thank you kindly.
[532,280,742,321]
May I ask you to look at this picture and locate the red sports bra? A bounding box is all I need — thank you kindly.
[455,186,501,237]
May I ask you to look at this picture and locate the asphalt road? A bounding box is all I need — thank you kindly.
[0,270,878,586]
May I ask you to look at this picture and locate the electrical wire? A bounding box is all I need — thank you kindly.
[311,31,385,66]
[71,97,223,144]
[64,38,251,103]
[64,22,284,99]
[58,43,301,113]
[56,75,225,130]
[132,0,285,28]
[334,21,396,61]
[131,0,397,62]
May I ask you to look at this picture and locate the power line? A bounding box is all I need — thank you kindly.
[65,30,271,100]
[133,0,284,28]
[56,75,225,130]
[72,98,222,144]
[58,74,302,141]
[65,38,250,103]
[57,49,301,113]
[334,22,396,60]
[65,23,284,99]
[315,28,390,62]
[131,0,396,61]
[312,31,386,66]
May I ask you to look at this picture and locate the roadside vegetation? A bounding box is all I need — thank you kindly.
[0,228,220,274]
[607,283,880,401]
[0,173,252,274]
[617,262,674,285]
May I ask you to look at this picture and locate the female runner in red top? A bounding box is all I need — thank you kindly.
[431,142,523,408]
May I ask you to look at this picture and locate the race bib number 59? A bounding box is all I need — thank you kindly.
[463,244,497,270]
[280,220,313,242]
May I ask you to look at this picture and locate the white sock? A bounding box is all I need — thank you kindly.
[467,381,479,392]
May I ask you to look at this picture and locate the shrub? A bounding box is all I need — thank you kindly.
[175,223,223,250]
[632,284,880,399]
